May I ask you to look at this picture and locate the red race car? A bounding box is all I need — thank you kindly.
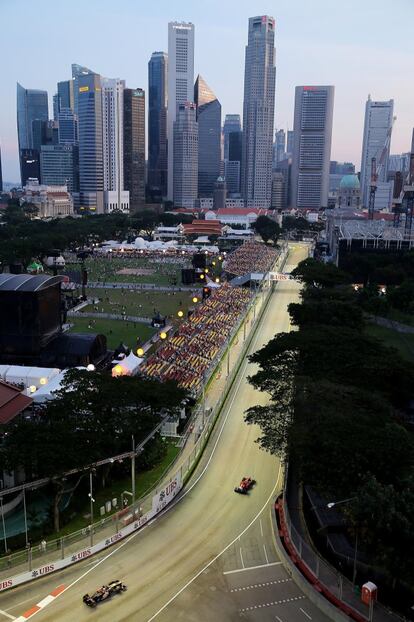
[234,477,256,494]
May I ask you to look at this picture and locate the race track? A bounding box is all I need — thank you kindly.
[0,244,331,622]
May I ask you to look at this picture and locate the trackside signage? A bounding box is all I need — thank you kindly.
[0,508,155,592]
[152,474,182,514]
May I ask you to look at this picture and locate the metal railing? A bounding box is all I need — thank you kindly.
[0,252,283,583]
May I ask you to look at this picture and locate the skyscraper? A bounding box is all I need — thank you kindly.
[225,130,243,194]
[148,51,168,198]
[16,83,48,184]
[101,77,129,213]
[0,144,3,192]
[223,114,241,161]
[58,108,78,144]
[194,75,221,196]
[241,16,276,208]
[291,85,335,209]
[57,80,74,111]
[20,149,41,186]
[40,144,79,193]
[167,21,195,200]
[286,130,294,155]
[72,63,94,115]
[173,102,198,207]
[123,88,146,212]
[274,129,286,167]
[360,96,394,208]
[77,72,104,213]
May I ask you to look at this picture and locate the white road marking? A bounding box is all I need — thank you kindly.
[263,543,269,564]
[275,616,284,622]
[260,518,264,537]
[239,547,245,569]
[300,607,312,619]
[4,598,34,612]
[240,595,305,612]
[230,578,291,592]
[13,279,289,622]
[223,561,283,575]
[0,609,16,620]
[146,464,283,622]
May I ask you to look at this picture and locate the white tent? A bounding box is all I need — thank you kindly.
[1,366,61,393]
[32,367,88,403]
[111,352,143,377]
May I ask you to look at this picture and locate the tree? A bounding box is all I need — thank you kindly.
[253,215,280,245]
[1,370,186,531]
[288,299,364,330]
[291,258,350,288]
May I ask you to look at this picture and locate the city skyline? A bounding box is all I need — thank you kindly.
[1,0,413,182]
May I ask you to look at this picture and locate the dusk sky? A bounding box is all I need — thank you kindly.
[1,0,413,182]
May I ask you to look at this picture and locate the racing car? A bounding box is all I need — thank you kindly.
[83,580,127,607]
[234,476,256,494]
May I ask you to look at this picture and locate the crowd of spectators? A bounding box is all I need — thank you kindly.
[224,241,278,277]
[139,285,251,393]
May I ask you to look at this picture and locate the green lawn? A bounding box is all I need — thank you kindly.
[67,257,184,285]
[81,287,193,319]
[52,442,180,539]
[68,316,156,349]
[365,323,414,362]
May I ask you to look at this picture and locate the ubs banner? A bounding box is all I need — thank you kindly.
[152,474,182,514]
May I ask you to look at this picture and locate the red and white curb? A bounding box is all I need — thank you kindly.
[14,585,65,621]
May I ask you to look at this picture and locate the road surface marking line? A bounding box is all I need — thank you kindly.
[260,518,264,537]
[263,543,269,564]
[239,548,245,569]
[275,616,284,622]
[13,289,283,622]
[223,561,282,575]
[0,609,16,620]
[49,585,65,597]
[35,596,53,608]
[146,461,283,622]
[300,607,312,619]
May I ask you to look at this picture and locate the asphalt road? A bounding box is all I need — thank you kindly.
[0,244,331,622]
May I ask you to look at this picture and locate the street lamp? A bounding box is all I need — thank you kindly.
[160,331,167,340]
[88,470,96,546]
[136,347,144,357]
[192,296,199,304]
[177,310,184,318]
[327,496,358,584]
[0,497,7,554]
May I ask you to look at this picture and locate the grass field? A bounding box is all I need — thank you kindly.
[67,256,186,285]
[366,323,414,362]
[81,287,194,319]
[68,316,156,349]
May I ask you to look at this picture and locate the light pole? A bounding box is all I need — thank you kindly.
[131,435,136,508]
[327,497,358,585]
[0,497,7,553]
[23,488,28,547]
[88,470,95,547]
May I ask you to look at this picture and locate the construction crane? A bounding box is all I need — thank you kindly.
[392,128,414,233]
[368,117,396,220]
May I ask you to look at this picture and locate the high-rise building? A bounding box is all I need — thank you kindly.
[330,161,355,175]
[0,144,3,192]
[271,171,284,210]
[101,77,129,213]
[167,22,195,200]
[58,108,78,144]
[241,16,276,208]
[274,129,286,167]
[173,102,198,207]
[123,88,146,212]
[194,75,221,196]
[213,176,227,209]
[224,161,240,195]
[77,72,104,213]
[223,114,241,161]
[58,80,74,111]
[360,96,394,208]
[291,85,335,209]
[148,51,168,198]
[286,130,294,155]
[16,83,48,184]
[72,63,94,115]
[229,130,242,163]
[20,149,41,186]
[40,144,79,193]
